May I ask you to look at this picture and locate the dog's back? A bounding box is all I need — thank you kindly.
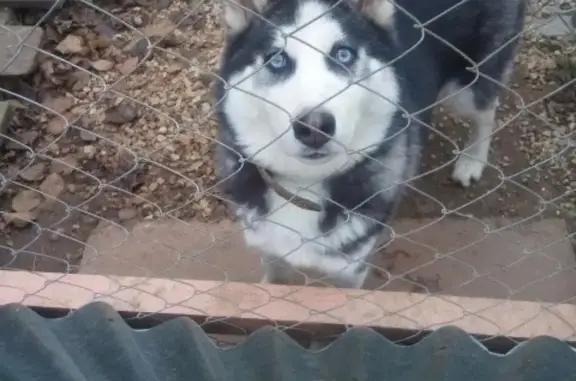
[392,0,526,105]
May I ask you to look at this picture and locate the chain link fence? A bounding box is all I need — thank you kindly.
[0,0,575,348]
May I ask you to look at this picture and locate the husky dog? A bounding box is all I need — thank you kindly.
[214,0,526,288]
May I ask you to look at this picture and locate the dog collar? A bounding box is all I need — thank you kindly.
[257,167,323,212]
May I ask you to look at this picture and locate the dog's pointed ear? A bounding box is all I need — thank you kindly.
[349,0,395,29]
[223,0,269,35]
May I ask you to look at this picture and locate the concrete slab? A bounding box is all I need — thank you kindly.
[0,25,43,76]
[80,219,264,283]
[367,217,576,303]
[80,217,576,303]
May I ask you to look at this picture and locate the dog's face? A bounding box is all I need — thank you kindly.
[219,0,400,178]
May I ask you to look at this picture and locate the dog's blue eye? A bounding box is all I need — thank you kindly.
[265,51,288,70]
[334,46,357,65]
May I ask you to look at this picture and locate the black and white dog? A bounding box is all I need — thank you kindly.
[214,0,526,288]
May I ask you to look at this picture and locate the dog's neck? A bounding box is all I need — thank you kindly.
[257,166,325,212]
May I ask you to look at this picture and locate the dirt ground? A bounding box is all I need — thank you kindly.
[0,0,574,274]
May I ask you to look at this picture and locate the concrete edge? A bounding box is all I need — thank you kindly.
[1,269,576,340]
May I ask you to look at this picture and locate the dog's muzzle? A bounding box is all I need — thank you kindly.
[292,109,335,150]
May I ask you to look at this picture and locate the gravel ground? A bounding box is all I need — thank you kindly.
[0,0,574,272]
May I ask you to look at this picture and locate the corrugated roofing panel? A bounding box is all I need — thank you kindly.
[0,301,574,381]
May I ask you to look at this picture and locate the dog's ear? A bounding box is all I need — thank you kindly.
[223,0,269,35]
[349,0,395,29]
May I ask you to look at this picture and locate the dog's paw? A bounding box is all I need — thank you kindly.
[451,155,485,187]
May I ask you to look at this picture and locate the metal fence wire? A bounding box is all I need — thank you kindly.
[0,0,575,347]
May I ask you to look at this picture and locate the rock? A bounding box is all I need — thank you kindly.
[12,190,42,212]
[156,0,170,9]
[5,211,37,228]
[83,145,96,157]
[47,116,67,135]
[43,96,74,114]
[118,208,137,221]
[143,19,176,38]
[531,14,574,38]
[0,26,44,76]
[6,140,25,150]
[19,163,46,182]
[170,11,197,29]
[20,130,38,145]
[0,101,13,146]
[40,173,65,199]
[6,130,38,150]
[4,165,19,178]
[125,38,149,60]
[143,20,181,47]
[94,22,119,39]
[87,35,111,51]
[133,15,144,27]
[166,63,183,73]
[198,72,213,87]
[117,56,139,76]
[201,102,211,114]
[48,227,65,241]
[104,103,137,124]
[0,7,16,25]
[51,155,78,175]
[70,71,91,91]
[90,59,114,72]
[55,35,86,55]
[80,129,97,142]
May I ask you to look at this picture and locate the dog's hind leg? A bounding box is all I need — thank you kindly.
[441,3,522,187]
[440,79,499,188]
[441,50,516,188]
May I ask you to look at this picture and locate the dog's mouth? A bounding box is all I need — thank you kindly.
[298,150,335,165]
[302,151,329,159]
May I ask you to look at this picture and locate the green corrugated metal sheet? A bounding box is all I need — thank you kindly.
[0,301,574,381]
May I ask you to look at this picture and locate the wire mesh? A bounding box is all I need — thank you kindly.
[0,0,575,349]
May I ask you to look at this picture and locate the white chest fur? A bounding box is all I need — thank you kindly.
[238,180,375,277]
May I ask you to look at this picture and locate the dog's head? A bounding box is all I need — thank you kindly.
[217,0,401,179]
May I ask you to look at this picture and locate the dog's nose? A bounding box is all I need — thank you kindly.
[292,110,336,149]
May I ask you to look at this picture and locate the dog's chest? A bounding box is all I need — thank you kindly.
[239,185,368,273]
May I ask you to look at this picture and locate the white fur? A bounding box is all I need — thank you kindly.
[240,202,375,287]
[223,1,400,287]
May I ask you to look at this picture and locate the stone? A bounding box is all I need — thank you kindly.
[0,101,13,146]
[367,217,576,303]
[0,26,44,76]
[0,8,16,26]
[532,14,574,38]
[79,219,263,282]
[78,216,576,304]
[12,190,42,212]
